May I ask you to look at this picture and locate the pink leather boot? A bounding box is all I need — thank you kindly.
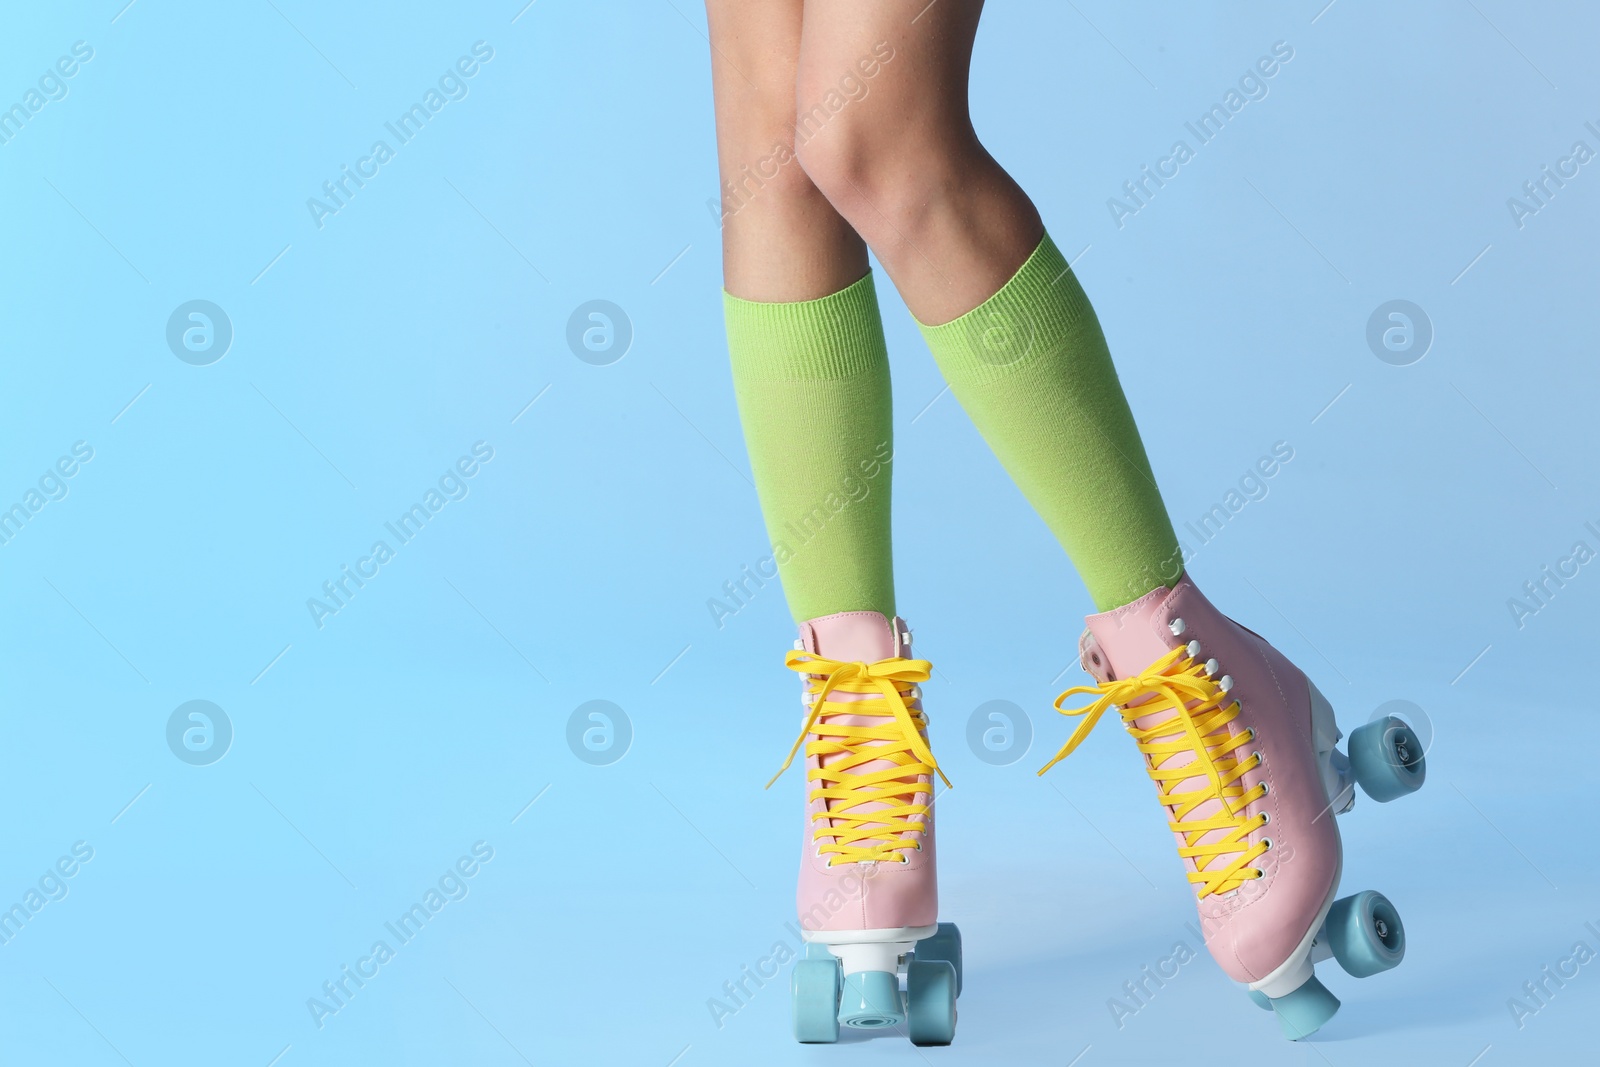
[1041,575,1425,1039]
[771,610,962,1046]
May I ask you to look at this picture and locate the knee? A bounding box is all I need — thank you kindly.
[792,90,943,244]
[793,111,889,217]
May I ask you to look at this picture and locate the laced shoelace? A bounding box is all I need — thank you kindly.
[767,651,950,865]
[1037,644,1269,898]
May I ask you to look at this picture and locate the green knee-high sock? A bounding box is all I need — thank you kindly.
[723,273,895,623]
[917,232,1181,611]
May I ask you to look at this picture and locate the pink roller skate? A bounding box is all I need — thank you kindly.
[768,610,962,1045]
[1040,576,1424,1038]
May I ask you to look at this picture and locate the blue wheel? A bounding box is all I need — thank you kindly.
[792,959,840,1043]
[1246,989,1273,1010]
[1325,890,1406,978]
[1348,715,1425,802]
[803,941,837,962]
[1269,975,1340,1040]
[838,970,903,1030]
[906,961,957,1046]
[915,923,963,996]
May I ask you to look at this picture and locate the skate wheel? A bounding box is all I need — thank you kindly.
[792,958,840,1043]
[906,961,958,1046]
[1246,989,1273,1010]
[914,922,964,996]
[838,970,903,1030]
[1269,975,1340,1040]
[1348,716,1425,802]
[1326,890,1406,977]
[802,941,837,962]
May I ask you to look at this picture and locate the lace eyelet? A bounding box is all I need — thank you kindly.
[1262,838,1273,851]
[1170,618,1187,636]
[1260,780,1270,796]
[1260,811,1271,825]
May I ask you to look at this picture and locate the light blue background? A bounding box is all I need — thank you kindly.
[2,1,1596,1063]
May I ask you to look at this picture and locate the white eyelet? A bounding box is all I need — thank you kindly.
[1260,780,1270,796]
[1187,640,1203,658]
[1170,618,1187,635]
[1204,658,1219,676]
[1262,838,1273,851]
[1260,811,1271,825]
[1219,675,1235,692]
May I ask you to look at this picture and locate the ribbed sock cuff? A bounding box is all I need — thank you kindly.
[722,272,888,381]
[915,232,1095,387]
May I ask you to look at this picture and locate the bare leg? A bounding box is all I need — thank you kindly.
[795,0,1042,324]
[707,0,865,301]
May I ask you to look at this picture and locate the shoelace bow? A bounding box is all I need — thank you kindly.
[1037,645,1269,898]
[768,651,949,865]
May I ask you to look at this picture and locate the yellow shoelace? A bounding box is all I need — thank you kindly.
[768,651,950,865]
[1038,645,1269,898]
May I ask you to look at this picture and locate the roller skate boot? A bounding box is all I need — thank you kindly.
[1040,576,1425,1039]
[770,610,962,1046]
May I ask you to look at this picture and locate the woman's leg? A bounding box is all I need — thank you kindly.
[790,8,1396,1042]
[795,0,1182,611]
[708,0,898,622]
[711,13,957,1048]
